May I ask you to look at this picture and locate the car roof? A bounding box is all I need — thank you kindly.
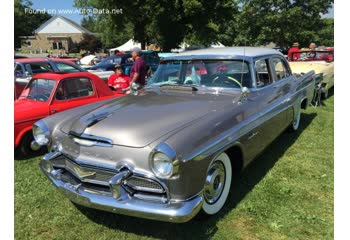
[164,47,283,60]
[15,57,49,63]
[31,72,96,81]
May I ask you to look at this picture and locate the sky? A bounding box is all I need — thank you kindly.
[30,0,84,23]
[30,0,334,25]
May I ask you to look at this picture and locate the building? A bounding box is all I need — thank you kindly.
[20,16,94,54]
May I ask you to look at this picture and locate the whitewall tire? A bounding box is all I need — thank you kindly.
[202,152,232,215]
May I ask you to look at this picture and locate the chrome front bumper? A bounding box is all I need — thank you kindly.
[39,155,203,223]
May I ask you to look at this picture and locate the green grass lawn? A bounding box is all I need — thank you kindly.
[15,96,334,240]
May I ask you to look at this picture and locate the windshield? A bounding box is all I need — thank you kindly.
[19,78,56,102]
[148,60,252,89]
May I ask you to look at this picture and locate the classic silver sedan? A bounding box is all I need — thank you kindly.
[34,47,315,222]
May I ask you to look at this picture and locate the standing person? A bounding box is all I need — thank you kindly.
[108,65,131,93]
[287,42,301,60]
[129,47,147,87]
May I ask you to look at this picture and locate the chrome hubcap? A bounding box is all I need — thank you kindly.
[204,161,226,204]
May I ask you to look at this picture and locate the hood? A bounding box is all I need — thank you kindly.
[90,63,114,71]
[15,99,48,123]
[61,88,241,147]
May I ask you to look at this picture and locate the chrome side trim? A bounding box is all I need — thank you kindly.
[184,76,314,162]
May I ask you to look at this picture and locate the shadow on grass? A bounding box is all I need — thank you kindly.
[74,112,317,240]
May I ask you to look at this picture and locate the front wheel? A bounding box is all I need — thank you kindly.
[15,132,46,158]
[201,152,232,215]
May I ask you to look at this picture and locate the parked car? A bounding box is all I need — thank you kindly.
[14,58,87,99]
[35,47,315,223]
[89,50,160,79]
[289,49,334,99]
[15,72,124,157]
[14,55,28,59]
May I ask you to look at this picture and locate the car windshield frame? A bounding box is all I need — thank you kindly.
[148,59,252,89]
[19,78,56,102]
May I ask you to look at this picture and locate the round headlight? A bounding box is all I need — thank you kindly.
[33,122,50,146]
[152,152,173,178]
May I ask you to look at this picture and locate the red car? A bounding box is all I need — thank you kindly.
[15,72,124,157]
[14,57,87,99]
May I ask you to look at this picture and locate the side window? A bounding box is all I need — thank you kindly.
[255,59,272,88]
[15,63,24,77]
[56,63,80,72]
[56,78,94,100]
[271,58,290,81]
[27,62,54,74]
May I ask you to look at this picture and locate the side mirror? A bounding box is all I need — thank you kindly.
[25,71,32,78]
[130,82,141,95]
[239,87,250,104]
[131,82,140,91]
[241,86,250,97]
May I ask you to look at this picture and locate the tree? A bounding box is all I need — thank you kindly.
[81,15,133,49]
[234,0,334,48]
[14,0,51,48]
[317,18,334,46]
[74,0,333,50]
[78,33,102,52]
[74,0,238,51]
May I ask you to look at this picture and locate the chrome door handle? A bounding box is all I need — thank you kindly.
[248,131,259,140]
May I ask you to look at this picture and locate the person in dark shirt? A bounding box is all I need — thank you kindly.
[129,47,147,87]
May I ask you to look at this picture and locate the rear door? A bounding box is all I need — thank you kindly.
[241,58,275,161]
[257,56,293,148]
[49,77,97,114]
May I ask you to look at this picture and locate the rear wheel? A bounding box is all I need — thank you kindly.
[201,152,232,215]
[322,88,329,99]
[289,104,301,132]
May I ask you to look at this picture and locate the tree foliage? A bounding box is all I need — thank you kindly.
[14,0,51,48]
[77,33,102,52]
[234,0,334,48]
[74,0,237,51]
[74,0,333,50]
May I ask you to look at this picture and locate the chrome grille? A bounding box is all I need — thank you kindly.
[51,155,115,186]
[124,176,165,194]
[50,154,167,199]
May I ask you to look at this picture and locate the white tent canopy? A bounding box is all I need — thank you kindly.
[109,39,141,52]
[79,55,97,65]
[171,42,225,52]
